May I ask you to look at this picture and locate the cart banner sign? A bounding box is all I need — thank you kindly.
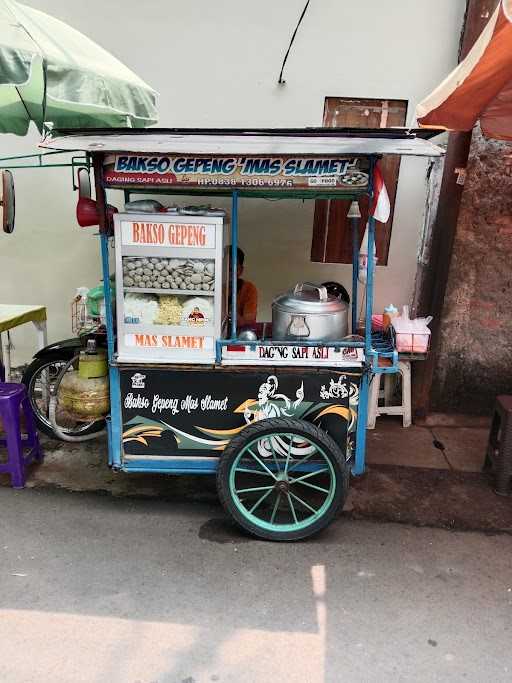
[222,343,364,367]
[104,154,370,191]
[119,367,361,459]
[120,219,216,248]
[124,334,214,351]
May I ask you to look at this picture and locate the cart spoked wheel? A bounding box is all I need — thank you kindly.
[216,417,349,541]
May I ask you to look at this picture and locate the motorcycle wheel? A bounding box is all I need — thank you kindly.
[22,352,106,439]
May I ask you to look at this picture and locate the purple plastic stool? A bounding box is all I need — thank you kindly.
[0,382,43,488]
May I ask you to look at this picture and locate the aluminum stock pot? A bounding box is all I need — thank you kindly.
[272,282,349,342]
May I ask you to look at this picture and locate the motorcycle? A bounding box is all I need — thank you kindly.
[22,285,110,439]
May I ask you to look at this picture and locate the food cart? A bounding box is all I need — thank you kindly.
[41,127,443,540]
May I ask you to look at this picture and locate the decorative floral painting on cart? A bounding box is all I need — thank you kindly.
[120,368,361,462]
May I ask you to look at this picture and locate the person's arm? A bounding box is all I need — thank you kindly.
[238,281,258,327]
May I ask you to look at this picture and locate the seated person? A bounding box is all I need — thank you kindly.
[230,247,258,328]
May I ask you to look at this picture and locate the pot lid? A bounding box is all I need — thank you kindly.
[273,283,348,314]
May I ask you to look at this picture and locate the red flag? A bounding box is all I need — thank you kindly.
[370,162,390,223]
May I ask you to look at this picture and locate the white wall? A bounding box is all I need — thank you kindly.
[0,0,465,362]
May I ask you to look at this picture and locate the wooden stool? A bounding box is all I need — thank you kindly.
[367,360,412,429]
[484,395,512,496]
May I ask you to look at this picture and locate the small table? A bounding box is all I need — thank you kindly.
[0,305,48,382]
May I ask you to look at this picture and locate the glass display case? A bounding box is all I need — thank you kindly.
[114,213,227,363]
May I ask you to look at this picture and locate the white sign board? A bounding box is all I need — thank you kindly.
[124,334,214,352]
[221,343,363,367]
[120,220,216,249]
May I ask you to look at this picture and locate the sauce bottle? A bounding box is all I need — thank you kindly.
[383,304,398,332]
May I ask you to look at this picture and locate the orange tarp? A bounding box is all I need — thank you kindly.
[417,0,512,141]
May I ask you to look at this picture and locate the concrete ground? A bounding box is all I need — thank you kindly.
[1,486,511,683]
[4,418,510,534]
[1,420,511,681]
[366,420,489,472]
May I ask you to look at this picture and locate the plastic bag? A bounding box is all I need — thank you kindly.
[392,306,432,353]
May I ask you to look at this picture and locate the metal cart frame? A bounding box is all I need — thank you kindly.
[40,127,443,539]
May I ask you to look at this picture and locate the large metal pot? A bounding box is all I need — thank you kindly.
[272,282,349,342]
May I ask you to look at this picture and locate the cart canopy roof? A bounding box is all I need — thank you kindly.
[40,127,444,157]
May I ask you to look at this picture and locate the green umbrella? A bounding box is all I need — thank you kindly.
[0,0,158,135]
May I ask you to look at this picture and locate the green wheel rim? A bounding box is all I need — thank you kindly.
[228,431,337,534]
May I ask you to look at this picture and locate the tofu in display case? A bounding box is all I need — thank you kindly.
[114,213,227,363]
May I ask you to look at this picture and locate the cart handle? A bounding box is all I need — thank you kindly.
[294,282,328,301]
